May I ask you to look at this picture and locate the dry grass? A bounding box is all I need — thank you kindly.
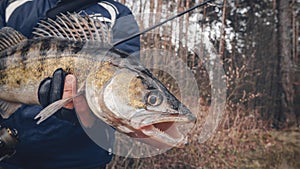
[107,104,300,169]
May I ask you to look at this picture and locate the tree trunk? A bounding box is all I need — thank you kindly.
[219,0,227,59]
[276,0,296,126]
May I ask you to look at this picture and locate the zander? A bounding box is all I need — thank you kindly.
[0,14,196,148]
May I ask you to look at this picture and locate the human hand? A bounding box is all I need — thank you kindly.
[38,68,95,126]
[38,68,78,124]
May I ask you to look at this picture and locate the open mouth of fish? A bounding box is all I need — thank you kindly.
[128,113,196,148]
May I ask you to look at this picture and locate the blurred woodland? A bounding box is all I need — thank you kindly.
[109,0,300,168]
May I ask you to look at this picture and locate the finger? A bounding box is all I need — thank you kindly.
[49,68,66,103]
[38,77,52,107]
[62,74,77,109]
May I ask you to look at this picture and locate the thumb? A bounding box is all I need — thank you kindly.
[62,74,77,109]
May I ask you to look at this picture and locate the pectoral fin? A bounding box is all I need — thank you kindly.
[34,97,73,124]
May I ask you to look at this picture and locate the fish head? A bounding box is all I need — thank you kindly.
[85,64,196,148]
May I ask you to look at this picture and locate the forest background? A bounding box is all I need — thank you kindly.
[108,0,300,168]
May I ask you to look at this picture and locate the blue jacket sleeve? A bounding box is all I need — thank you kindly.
[112,2,140,56]
[113,14,140,55]
[0,0,7,28]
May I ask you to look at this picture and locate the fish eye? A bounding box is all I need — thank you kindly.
[146,91,163,106]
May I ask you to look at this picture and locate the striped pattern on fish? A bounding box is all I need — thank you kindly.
[1,36,101,104]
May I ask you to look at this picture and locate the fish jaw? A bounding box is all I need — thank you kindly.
[89,92,196,148]
[127,108,196,148]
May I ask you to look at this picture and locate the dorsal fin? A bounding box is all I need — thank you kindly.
[0,27,27,52]
[33,12,112,43]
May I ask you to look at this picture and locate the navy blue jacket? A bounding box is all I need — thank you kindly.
[0,0,140,169]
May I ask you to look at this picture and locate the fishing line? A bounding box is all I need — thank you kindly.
[113,0,216,47]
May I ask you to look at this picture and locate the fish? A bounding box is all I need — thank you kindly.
[0,13,196,148]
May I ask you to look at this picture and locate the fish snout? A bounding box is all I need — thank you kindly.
[178,104,197,123]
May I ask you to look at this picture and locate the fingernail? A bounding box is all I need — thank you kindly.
[66,75,76,84]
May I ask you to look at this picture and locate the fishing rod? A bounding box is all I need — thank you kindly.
[113,0,216,47]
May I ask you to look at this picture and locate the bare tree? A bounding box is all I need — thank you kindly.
[276,0,296,126]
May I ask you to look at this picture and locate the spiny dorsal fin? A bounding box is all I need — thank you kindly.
[0,27,27,52]
[33,12,112,43]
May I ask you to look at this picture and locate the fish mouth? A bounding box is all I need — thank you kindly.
[128,113,196,148]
